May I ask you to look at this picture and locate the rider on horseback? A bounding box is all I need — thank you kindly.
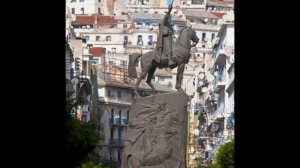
[155,3,177,69]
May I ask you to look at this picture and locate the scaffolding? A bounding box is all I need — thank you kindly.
[97,57,138,87]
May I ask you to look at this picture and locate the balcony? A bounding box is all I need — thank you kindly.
[214,81,225,94]
[195,103,206,115]
[191,23,220,31]
[214,101,225,114]
[99,96,132,106]
[212,70,226,93]
[74,28,134,34]
[87,40,124,46]
[110,138,124,147]
[181,4,206,9]
[110,118,129,127]
[212,45,227,66]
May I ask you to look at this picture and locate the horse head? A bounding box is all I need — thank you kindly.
[177,27,199,49]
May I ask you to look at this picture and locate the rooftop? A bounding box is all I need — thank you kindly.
[132,13,185,22]
[211,12,226,19]
[183,10,219,19]
[72,15,117,25]
[89,47,105,57]
[207,0,234,7]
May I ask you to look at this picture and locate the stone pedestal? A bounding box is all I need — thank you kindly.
[121,91,189,168]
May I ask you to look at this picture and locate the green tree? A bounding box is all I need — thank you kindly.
[65,90,102,168]
[80,162,104,168]
[215,141,234,168]
[80,151,118,168]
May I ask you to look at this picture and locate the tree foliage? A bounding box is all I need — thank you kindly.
[80,151,118,168]
[65,90,102,168]
[197,164,219,168]
[196,140,234,168]
[215,140,234,168]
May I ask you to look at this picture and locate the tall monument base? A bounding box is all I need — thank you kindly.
[121,91,189,168]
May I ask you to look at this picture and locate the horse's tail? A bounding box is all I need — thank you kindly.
[128,52,141,78]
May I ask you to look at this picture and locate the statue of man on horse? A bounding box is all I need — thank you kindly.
[155,1,177,69]
[128,0,199,97]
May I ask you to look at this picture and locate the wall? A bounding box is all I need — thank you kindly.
[69,39,83,75]
[67,0,102,15]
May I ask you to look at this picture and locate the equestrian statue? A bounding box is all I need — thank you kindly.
[128,2,199,97]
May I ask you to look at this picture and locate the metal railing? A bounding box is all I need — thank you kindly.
[110,139,124,146]
[110,118,129,125]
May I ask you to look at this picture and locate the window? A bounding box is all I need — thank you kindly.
[85,36,89,41]
[159,77,164,81]
[107,89,111,96]
[98,8,101,14]
[123,36,128,46]
[121,60,127,67]
[110,128,114,139]
[192,0,201,4]
[79,0,84,2]
[98,125,101,132]
[211,33,215,42]
[81,8,84,14]
[71,8,75,14]
[110,109,114,124]
[137,35,143,45]
[118,110,122,124]
[127,110,130,120]
[148,35,153,45]
[109,59,115,65]
[144,11,148,13]
[202,33,206,42]
[71,0,76,2]
[154,11,158,14]
[123,24,127,28]
[96,36,100,41]
[98,0,101,2]
[106,36,111,41]
[118,128,122,139]
[112,48,116,53]
[118,150,121,162]
[112,112,120,124]
[117,91,122,99]
[135,11,138,13]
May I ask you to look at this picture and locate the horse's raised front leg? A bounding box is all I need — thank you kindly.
[175,64,185,91]
[135,72,147,97]
[128,155,143,168]
[146,66,157,93]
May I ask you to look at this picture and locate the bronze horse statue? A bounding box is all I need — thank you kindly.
[128,27,199,97]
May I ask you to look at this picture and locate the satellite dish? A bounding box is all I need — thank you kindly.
[214,71,218,76]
